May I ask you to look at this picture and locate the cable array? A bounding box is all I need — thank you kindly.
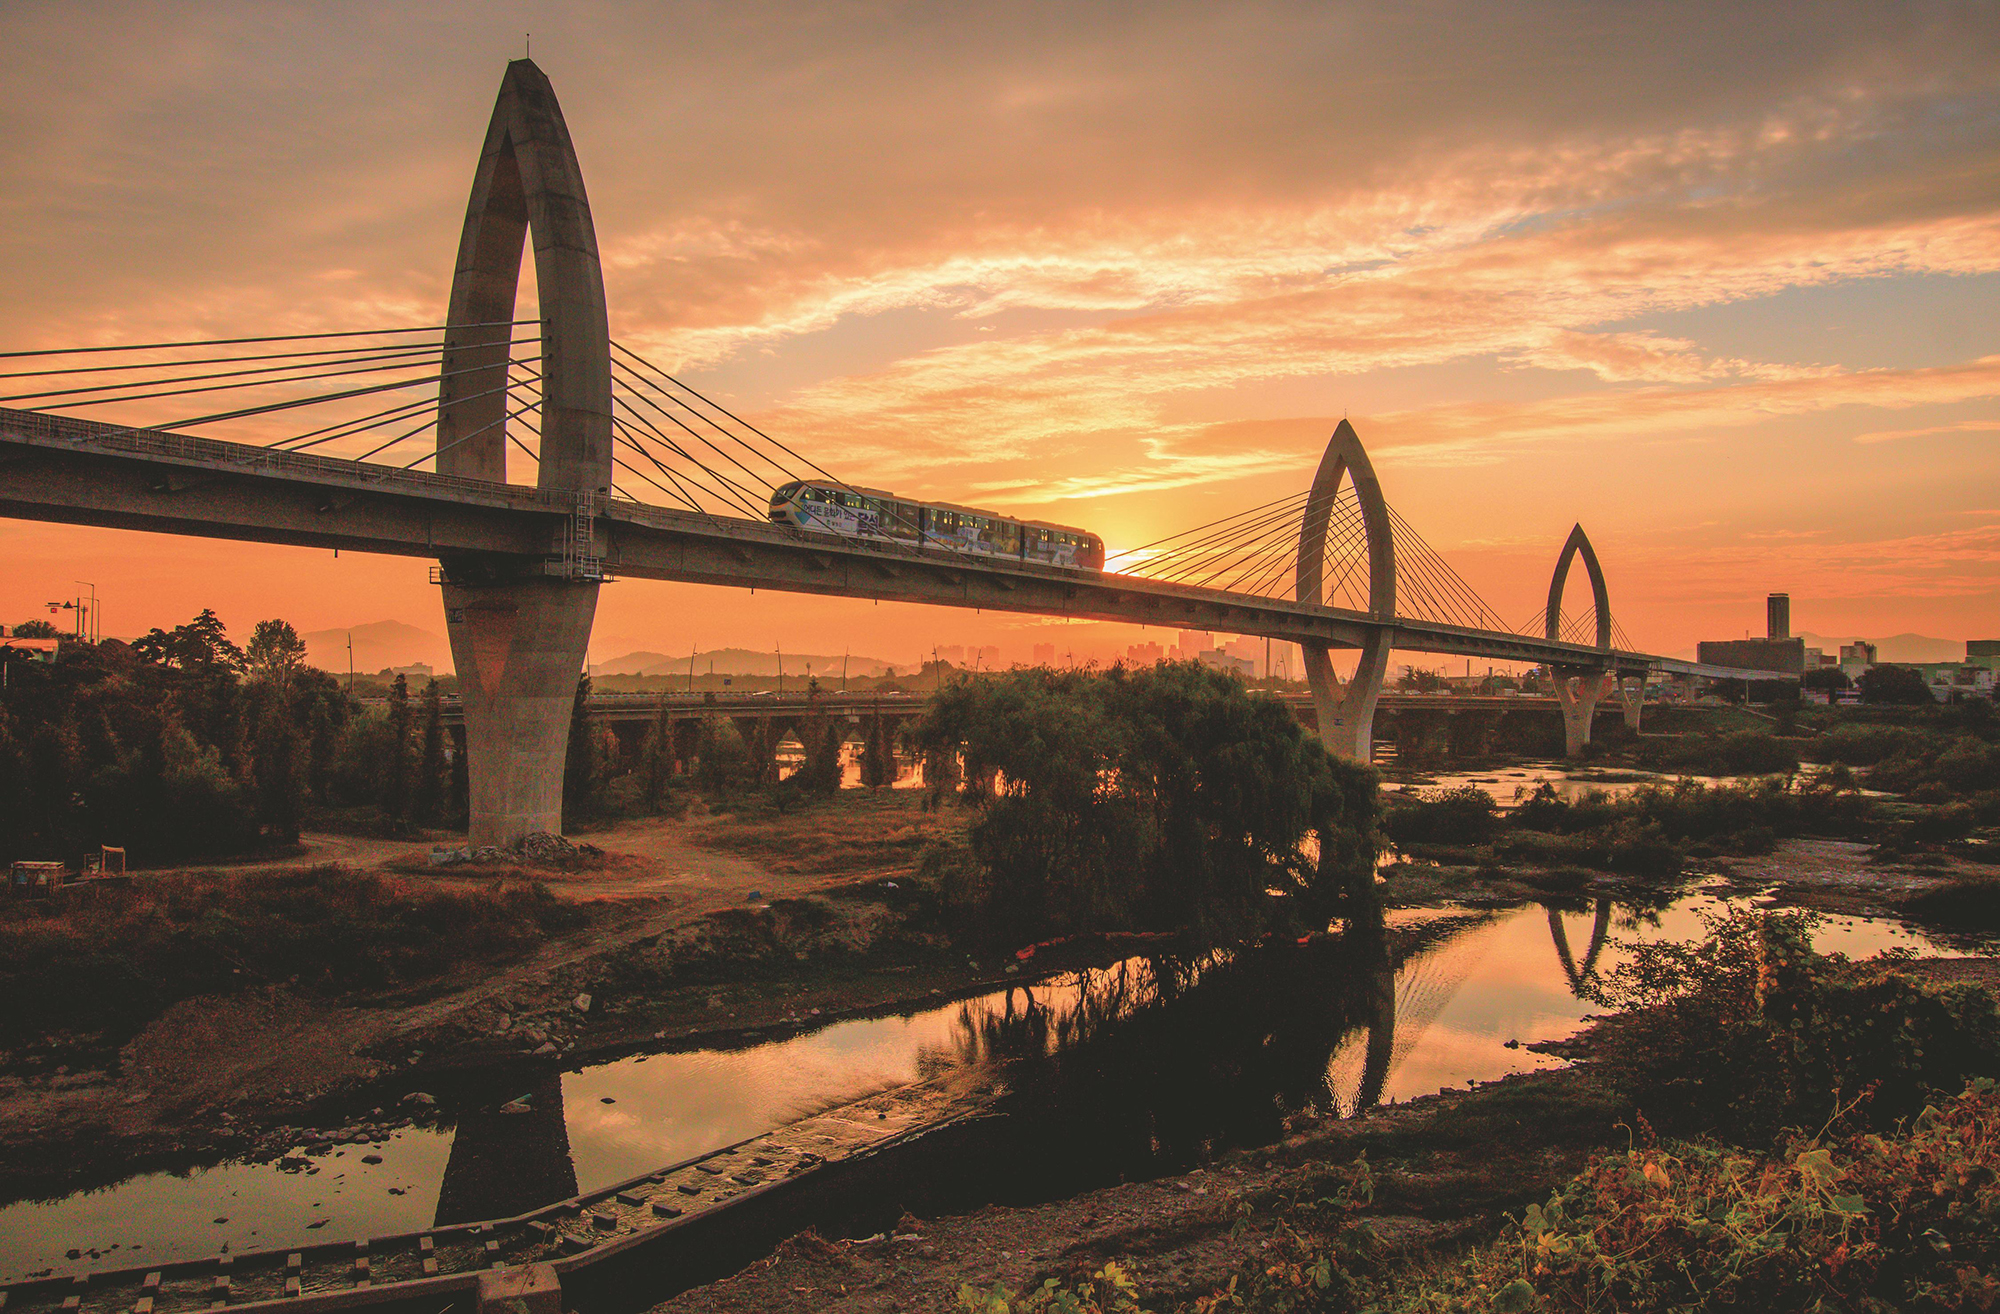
[604,341,984,557]
[4,327,1630,653]
[1512,603,1633,651]
[0,324,543,464]
[1104,485,1516,634]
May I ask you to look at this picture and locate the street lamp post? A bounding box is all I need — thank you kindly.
[74,582,98,643]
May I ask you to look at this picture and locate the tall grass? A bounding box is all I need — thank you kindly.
[0,864,586,1049]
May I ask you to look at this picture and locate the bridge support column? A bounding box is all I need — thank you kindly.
[445,578,599,847]
[1617,672,1647,732]
[1552,668,1612,757]
[435,61,612,850]
[1304,637,1389,763]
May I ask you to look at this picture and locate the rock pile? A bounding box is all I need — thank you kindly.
[427,832,605,870]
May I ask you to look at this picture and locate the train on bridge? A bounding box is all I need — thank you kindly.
[768,480,1106,570]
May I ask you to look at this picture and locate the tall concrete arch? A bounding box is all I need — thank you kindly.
[1544,523,1610,650]
[1296,420,1395,762]
[1543,524,1614,756]
[437,59,612,492]
[436,60,610,846]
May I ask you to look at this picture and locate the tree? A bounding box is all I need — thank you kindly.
[793,702,843,797]
[251,691,308,842]
[860,714,896,788]
[912,662,1377,946]
[563,674,599,825]
[693,715,750,794]
[382,674,414,829]
[1802,667,1851,693]
[1859,664,1933,706]
[415,678,449,825]
[133,609,245,673]
[10,619,58,639]
[245,619,308,685]
[638,695,676,806]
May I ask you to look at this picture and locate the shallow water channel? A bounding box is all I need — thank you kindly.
[1,881,1969,1280]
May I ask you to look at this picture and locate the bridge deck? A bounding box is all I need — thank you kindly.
[0,408,1783,678]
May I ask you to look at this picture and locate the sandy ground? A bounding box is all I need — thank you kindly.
[0,814,835,1162]
[1712,837,1997,915]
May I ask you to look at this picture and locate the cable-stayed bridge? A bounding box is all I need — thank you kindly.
[0,60,1783,846]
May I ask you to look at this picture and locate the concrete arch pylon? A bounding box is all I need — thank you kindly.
[1296,419,1395,762]
[1544,523,1610,651]
[1543,524,1620,756]
[437,60,609,848]
[437,59,612,493]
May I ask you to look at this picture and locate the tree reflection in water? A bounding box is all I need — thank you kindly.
[422,896,1679,1221]
[911,903,1497,1200]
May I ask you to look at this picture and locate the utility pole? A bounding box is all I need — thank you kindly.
[346,633,354,693]
[776,643,783,695]
[689,643,697,694]
[75,582,97,643]
[843,649,849,693]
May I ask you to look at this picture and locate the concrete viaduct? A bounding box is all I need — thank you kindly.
[0,61,1783,846]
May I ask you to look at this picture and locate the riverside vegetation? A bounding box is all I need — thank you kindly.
[11,626,2000,1310]
[951,911,2000,1314]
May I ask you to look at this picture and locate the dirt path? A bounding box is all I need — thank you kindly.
[0,817,816,1160]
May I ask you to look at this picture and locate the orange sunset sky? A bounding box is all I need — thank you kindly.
[2,2,1997,669]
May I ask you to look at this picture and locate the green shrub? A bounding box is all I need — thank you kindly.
[1868,736,2000,798]
[1583,909,2000,1139]
[958,1263,1144,1313]
[1897,877,2000,932]
[1381,785,1499,847]
[1506,776,1866,863]
[1394,1080,2000,1314]
[1640,729,1801,776]
[1815,723,1927,767]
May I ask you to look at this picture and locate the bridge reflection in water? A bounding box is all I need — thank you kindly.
[420,900,1626,1224]
[432,1071,577,1227]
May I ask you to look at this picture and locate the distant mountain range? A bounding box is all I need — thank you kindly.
[592,647,900,678]
[300,620,452,675]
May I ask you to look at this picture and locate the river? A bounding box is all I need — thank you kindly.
[0,880,1966,1279]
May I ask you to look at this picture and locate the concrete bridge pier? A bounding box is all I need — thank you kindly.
[1304,640,1391,763]
[444,575,599,844]
[1552,668,1611,757]
[1617,672,1647,732]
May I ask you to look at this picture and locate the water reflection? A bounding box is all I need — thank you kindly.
[433,1072,576,1226]
[1548,899,1614,992]
[0,890,1968,1276]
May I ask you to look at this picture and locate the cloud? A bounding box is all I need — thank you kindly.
[3,1,1998,647]
[1854,418,2000,443]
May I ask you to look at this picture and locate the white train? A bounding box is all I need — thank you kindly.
[768,480,1105,570]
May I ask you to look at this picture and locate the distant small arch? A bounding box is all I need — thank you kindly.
[1295,419,1395,617]
[1544,523,1611,650]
